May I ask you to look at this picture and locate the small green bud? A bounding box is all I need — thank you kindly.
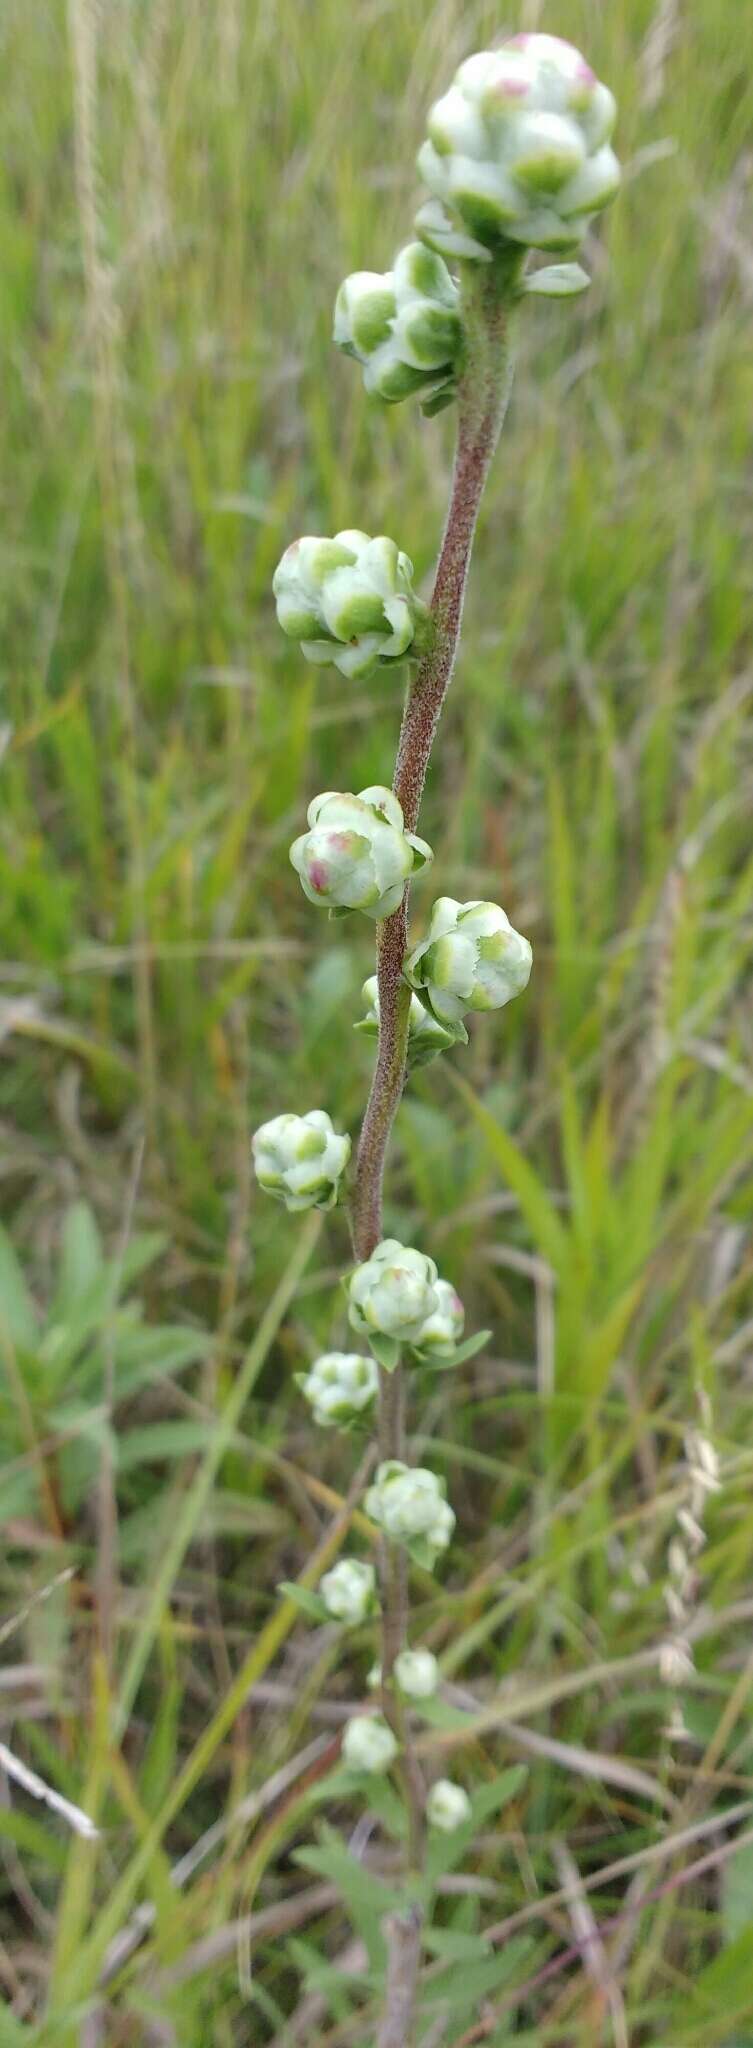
[411,1279,465,1361]
[354,974,460,1067]
[290,787,432,922]
[342,1714,399,1774]
[405,897,532,1027]
[252,1110,350,1211]
[348,1239,439,1343]
[416,35,619,264]
[334,242,462,411]
[299,1351,378,1428]
[427,1777,472,1831]
[394,1647,439,1699]
[272,528,430,679]
[319,1558,376,1626]
[365,1459,455,1567]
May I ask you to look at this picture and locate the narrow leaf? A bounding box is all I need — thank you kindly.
[277,1582,328,1623]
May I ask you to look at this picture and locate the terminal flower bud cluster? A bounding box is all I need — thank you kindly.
[272,529,430,680]
[290,787,432,921]
[416,34,620,265]
[251,1110,350,1212]
[334,241,462,413]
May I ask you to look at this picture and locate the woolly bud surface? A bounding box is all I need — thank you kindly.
[252,1110,350,1211]
[416,34,619,263]
[290,787,432,922]
[394,1647,439,1698]
[334,241,461,410]
[406,897,532,1025]
[411,1278,465,1360]
[319,1558,376,1626]
[348,1238,439,1342]
[299,1351,378,1428]
[365,1459,455,1566]
[342,1714,399,1773]
[273,529,430,679]
[427,1777,472,1831]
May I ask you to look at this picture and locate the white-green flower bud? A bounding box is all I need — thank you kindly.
[348,1239,439,1343]
[427,1777,472,1832]
[411,1279,465,1361]
[334,242,461,412]
[298,1351,378,1429]
[252,1110,350,1211]
[365,1459,455,1566]
[354,975,459,1067]
[290,788,432,922]
[319,1558,376,1626]
[342,1714,399,1774]
[394,1647,439,1699]
[405,897,532,1026]
[416,35,620,264]
[272,529,431,680]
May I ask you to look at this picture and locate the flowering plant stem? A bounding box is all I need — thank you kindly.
[351,254,521,2044]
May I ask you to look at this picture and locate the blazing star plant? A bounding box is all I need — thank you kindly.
[255,32,619,2044]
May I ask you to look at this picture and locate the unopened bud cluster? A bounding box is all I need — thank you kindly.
[365,1460,455,1568]
[416,34,619,266]
[320,1558,376,1626]
[406,898,532,1027]
[252,1111,350,1212]
[290,787,432,922]
[348,1239,465,1361]
[334,242,461,414]
[273,531,430,680]
[299,1351,378,1428]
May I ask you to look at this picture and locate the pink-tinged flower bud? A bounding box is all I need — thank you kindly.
[290,787,432,921]
[273,529,430,679]
[416,35,619,264]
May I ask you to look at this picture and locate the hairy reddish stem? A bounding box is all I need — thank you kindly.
[349,259,521,2048]
[352,259,519,1266]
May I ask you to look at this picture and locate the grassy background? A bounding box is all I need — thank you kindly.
[2,0,753,2039]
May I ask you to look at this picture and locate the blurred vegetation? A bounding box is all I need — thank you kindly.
[1,0,753,2040]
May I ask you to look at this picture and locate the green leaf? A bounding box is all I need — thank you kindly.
[53,1202,103,1316]
[294,1837,404,1914]
[450,1073,567,1270]
[724,1837,753,1945]
[276,1581,328,1622]
[368,1332,400,1372]
[524,262,590,297]
[470,1765,528,1829]
[419,1937,533,2013]
[0,1228,39,1350]
[432,1329,492,1370]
